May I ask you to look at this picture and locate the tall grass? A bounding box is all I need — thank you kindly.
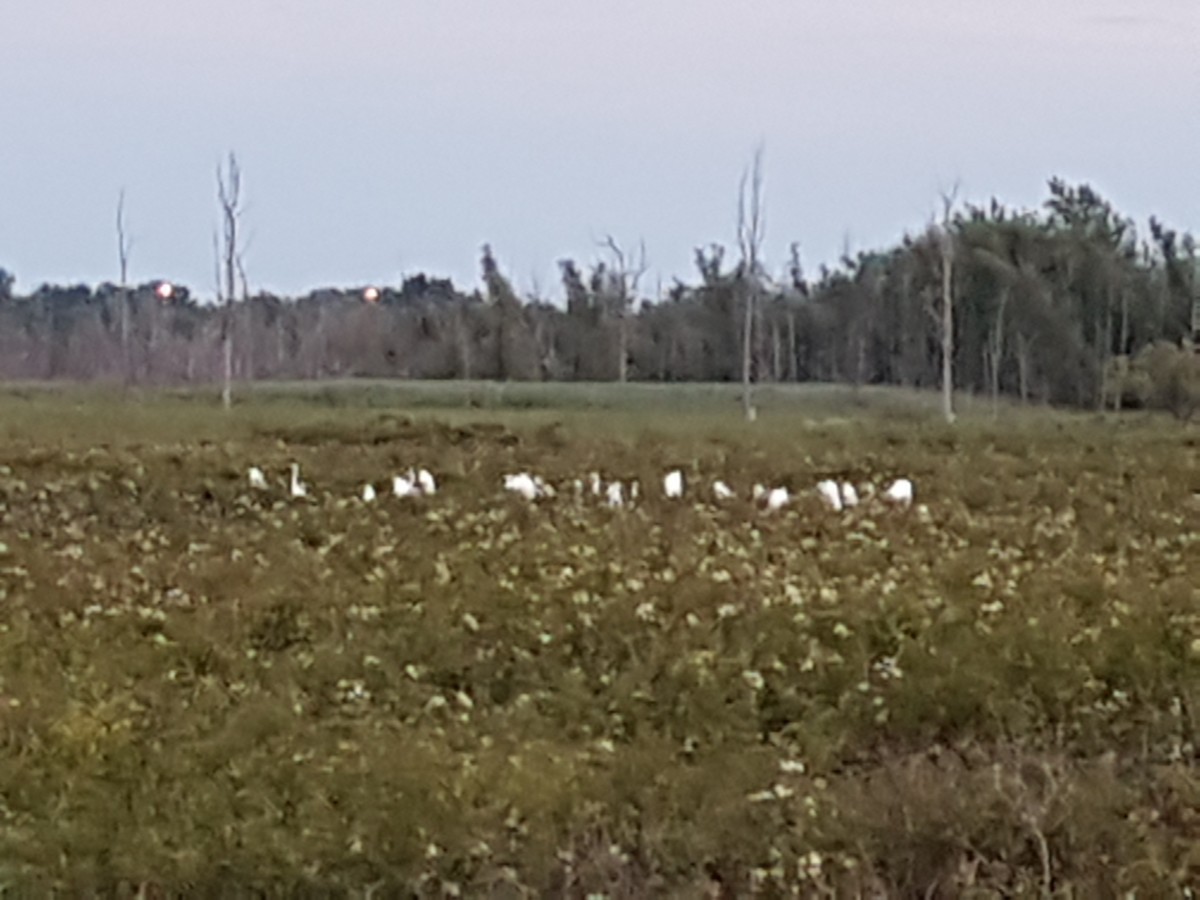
[0,382,1195,894]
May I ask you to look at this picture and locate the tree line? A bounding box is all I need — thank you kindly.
[1,177,1196,417]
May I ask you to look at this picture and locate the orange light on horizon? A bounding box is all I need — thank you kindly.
[155,281,174,300]
[363,286,381,303]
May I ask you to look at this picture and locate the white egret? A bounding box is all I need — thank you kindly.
[503,472,539,501]
[362,483,377,502]
[289,463,308,499]
[713,480,736,501]
[663,470,684,499]
[416,468,437,496]
[605,481,625,508]
[840,482,859,508]
[816,479,843,512]
[248,466,268,490]
[884,478,914,507]
[393,471,419,498]
[765,487,790,511]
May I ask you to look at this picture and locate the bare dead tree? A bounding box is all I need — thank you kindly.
[599,235,648,383]
[235,243,254,379]
[924,185,959,424]
[987,286,1009,418]
[737,144,766,421]
[216,152,243,409]
[115,189,133,383]
[236,254,250,302]
[1192,266,1200,354]
[786,241,805,382]
[939,190,958,424]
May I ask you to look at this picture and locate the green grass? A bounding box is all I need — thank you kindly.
[0,382,1196,894]
[0,378,1107,445]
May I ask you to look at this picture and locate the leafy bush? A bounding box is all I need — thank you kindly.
[1121,342,1200,420]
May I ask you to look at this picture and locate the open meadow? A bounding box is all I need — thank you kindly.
[0,382,1196,896]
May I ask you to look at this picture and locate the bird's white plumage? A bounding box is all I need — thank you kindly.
[503,472,539,500]
[663,469,684,499]
[816,479,843,512]
[605,481,624,507]
[765,487,789,511]
[416,468,437,496]
[289,463,307,498]
[840,481,859,508]
[241,461,917,521]
[884,478,914,507]
[393,471,419,498]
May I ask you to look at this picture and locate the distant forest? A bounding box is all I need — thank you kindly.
[1,178,1197,416]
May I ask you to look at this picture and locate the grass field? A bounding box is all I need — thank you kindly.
[0,381,1196,895]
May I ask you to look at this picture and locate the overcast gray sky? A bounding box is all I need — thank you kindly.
[3,0,1196,301]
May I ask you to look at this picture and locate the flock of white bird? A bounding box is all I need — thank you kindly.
[494,468,916,513]
[247,463,915,513]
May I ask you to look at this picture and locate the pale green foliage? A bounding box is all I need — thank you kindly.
[1109,343,1200,420]
[1137,342,1200,420]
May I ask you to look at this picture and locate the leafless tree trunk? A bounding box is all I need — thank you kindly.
[216,152,243,409]
[600,236,647,383]
[314,302,327,378]
[147,298,160,383]
[740,295,754,415]
[987,287,1009,417]
[276,316,286,375]
[1016,332,1034,403]
[930,188,958,424]
[1098,305,1114,412]
[235,252,253,380]
[786,309,798,382]
[115,189,133,384]
[1118,287,1129,359]
[1192,281,1200,353]
[755,295,768,383]
[770,317,782,382]
[221,325,234,403]
[532,316,558,380]
[1112,288,1130,411]
[737,144,766,422]
[940,241,955,422]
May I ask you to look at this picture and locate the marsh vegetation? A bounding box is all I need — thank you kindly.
[0,383,1195,895]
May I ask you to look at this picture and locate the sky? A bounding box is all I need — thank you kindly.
[2,0,1197,302]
